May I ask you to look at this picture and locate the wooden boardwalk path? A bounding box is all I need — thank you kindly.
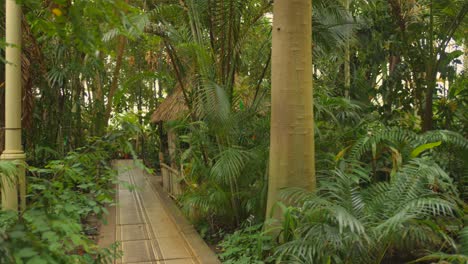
[98,160,220,264]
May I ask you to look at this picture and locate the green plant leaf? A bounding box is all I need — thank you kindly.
[16,248,37,258]
[411,141,442,158]
[26,256,49,264]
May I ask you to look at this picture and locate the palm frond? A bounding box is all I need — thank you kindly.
[0,161,22,192]
[210,146,252,186]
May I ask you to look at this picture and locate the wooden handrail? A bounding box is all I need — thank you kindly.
[160,163,179,175]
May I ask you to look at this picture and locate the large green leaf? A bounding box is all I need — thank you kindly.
[411,141,442,158]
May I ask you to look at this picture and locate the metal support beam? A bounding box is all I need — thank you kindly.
[2,0,26,211]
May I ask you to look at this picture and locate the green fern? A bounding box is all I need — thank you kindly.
[275,158,462,263]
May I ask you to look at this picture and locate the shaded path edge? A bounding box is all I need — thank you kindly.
[144,170,221,264]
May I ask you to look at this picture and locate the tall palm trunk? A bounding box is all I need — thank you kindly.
[104,35,127,126]
[103,0,129,128]
[464,37,468,75]
[266,0,315,219]
[422,0,435,132]
[344,0,351,98]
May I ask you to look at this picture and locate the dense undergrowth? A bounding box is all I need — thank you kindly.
[214,127,468,264]
[164,77,468,263]
[0,122,139,263]
[1,0,467,263]
[159,78,468,263]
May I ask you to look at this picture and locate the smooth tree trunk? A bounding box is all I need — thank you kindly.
[422,1,435,132]
[266,0,316,219]
[344,0,351,98]
[464,37,468,75]
[344,44,351,98]
[422,73,436,132]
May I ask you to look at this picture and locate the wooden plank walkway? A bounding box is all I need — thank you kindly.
[98,160,220,264]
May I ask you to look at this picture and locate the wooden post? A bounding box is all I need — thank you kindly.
[167,129,177,168]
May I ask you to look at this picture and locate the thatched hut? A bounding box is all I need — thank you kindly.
[151,87,188,196]
[151,88,188,123]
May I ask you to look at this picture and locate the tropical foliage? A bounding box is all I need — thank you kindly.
[0,0,466,263]
[0,117,141,263]
[275,139,466,263]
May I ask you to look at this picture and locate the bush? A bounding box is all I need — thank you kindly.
[218,222,274,264]
[0,131,135,263]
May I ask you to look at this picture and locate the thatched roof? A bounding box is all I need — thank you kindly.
[151,87,188,123]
